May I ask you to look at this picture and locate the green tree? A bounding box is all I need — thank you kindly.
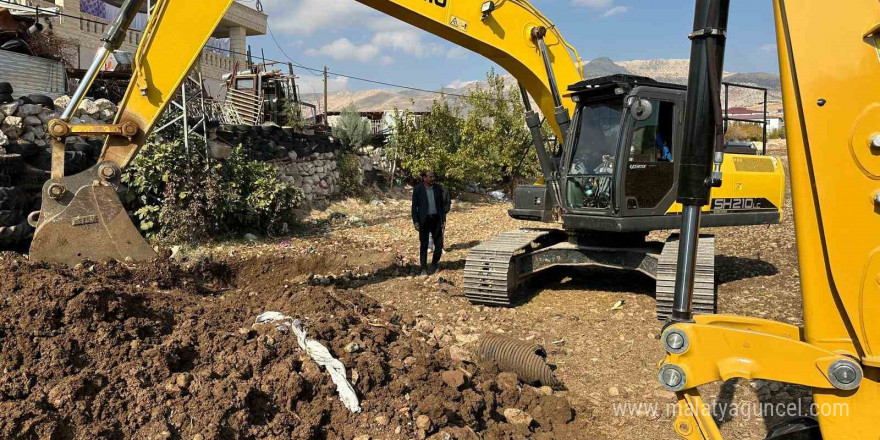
[392,97,462,185]
[282,99,306,131]
[455,69,538,190]
[332,104,372,151]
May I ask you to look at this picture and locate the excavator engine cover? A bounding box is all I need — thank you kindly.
[29,162,157,265]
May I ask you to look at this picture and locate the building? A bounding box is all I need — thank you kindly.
[4,0,266,82]
[724,106,785,132]
[327,110,432,135]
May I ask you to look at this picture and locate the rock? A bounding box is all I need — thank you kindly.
[94,98,115,111]
[344,341,362,353]
[0,102,18,117]
[99,109,115,121]
[17,104,42,117]
[175,373,192,389]
[54,95,71,109]
[538,386,554,396]
[454,332,479,344]
[416,414,432,431]
[353,436,371,440]
[374,414,389,426]
[608,386,620,396]
[37,110,58,124]
[448,345,472,364]
[209,140,232,159]
[1,116,23,139]
[403,356,417,368]
[0,130,8,147]
[441,370,466,389]
[503,408,533,426]
[23,115,41,126]
[287,151,298,160]
[244,233,258,241]
[80,114,98,124]
[77,99,100,116]
[496,372,519,391]
[769,382,781,392]
[20,132,35,142]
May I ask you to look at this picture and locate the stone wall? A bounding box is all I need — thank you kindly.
[214,125,391,203]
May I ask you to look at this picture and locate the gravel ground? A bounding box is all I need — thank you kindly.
[1,142,802,439]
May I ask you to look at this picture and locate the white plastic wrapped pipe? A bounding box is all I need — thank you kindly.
[254,311,361,413]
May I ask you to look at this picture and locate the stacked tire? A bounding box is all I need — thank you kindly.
[0,82,40,249]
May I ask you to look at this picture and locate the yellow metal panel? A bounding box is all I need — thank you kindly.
[100,0,234,167]
[354,0,583,138]
[773,0,880,438]
[665,153,785,214]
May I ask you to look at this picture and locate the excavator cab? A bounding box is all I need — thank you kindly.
[562,75,686,221]
[511,74,783,232]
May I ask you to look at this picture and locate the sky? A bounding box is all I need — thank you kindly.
[244,0,780,94]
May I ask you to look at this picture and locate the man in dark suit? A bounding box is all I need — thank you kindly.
[412,170,448,275]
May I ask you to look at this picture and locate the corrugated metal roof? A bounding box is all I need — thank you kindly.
[0,50,67,98]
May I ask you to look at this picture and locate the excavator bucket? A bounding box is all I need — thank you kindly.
[29,163,157,266]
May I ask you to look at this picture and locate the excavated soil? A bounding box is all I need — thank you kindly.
[0,253,592,440]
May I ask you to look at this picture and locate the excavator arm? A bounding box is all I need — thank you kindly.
[105,0,585,170]
[30,0,584,265]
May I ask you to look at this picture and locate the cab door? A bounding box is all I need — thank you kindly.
[619,88,685,216]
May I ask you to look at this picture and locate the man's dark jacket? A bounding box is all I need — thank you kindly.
[411,184,448,226]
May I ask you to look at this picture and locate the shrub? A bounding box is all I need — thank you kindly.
[122,140,304,243]
[725,122,764,142]
[332,104,372,151]
[336,152,364,197]
[768,127,786,140]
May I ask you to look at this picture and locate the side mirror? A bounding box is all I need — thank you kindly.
[631,98,653,121]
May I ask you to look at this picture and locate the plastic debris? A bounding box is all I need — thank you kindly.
[610,300,625,311]
[489,190,508,201]
[255,311,362,413]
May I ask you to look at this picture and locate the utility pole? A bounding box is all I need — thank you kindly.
[323,66,329,125]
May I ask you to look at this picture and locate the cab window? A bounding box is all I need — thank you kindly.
[629,101,674,163]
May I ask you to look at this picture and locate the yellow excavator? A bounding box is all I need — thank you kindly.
[22,0,880,438]
[28,0,784,320]
[658,0,880,439]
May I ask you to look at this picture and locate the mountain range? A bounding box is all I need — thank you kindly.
[302,58,782,114]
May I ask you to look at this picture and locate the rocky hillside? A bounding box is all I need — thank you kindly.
[304,58,781,112]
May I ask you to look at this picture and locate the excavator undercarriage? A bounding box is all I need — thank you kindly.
[464,229,715,319]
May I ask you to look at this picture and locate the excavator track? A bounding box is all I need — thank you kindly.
[464,229,560,306]
[655,234,716,320]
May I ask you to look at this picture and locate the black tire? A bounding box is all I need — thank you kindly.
[0,175,10,186]
[0,220,33,248]
[0,93,12,104]
[13,170,50,191]
[0,187,27,211]
[16,96,33,106]
[0,154,23,176]
[0,82,12,94]
[0,210,23,227]
[27,94,54,109]
[4,142,40,159]
[65,151,90,174]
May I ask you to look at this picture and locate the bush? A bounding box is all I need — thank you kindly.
[768,127,786,140]
[122,140,304,243]
[332,104,372,151]
[336,152,363,197]
[725,122,764,142]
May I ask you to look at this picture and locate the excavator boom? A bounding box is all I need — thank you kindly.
[29,0,584,265]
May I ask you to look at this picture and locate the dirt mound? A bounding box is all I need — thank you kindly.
[0,254,590,440]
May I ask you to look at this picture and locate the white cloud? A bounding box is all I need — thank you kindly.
[261,0,376,36]
[600,6,628,18]
[571,0,613,9]
[305,38,380,62]
[446,79,479,89]
[380,55,395,66]
[760,43,777,53]
[371,29,448,57]
[446,46,468,59]
[295,74,350,96]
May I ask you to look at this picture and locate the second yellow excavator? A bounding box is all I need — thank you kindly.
[28,0,783,321]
